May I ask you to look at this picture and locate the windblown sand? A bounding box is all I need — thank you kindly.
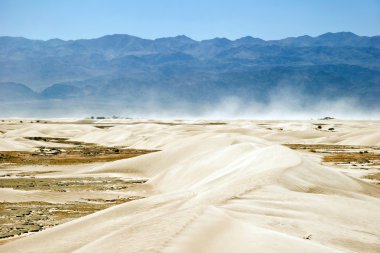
[0,119,379,253]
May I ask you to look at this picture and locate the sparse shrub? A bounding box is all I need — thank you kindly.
[303,234,312,240]
[310,149,316,153]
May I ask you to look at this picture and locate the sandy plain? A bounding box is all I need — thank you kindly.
[0,118,379,253]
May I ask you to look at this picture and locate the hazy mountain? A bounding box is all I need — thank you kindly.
[0,32,379,117]
[0,82,39,102]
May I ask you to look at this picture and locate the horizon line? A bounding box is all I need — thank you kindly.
[1,31,379,43]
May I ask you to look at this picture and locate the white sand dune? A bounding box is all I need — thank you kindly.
[0,120,379,253]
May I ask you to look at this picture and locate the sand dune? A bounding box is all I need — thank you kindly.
[0,120,379,252]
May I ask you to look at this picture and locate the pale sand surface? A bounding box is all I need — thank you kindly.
[0,119,379,253]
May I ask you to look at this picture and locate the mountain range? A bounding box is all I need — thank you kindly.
[0,32,379,117]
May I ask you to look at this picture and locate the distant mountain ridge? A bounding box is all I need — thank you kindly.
[0,32,379,117]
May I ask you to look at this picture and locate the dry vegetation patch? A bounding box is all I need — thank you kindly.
[93,125,114,129]
[0,136,158,166]
[0,176,147,242]
[284,143,380,184]
[12,171,59,177]
[0,197,141,241]
[284,144,380,164]
[283,144,375,151]
[322,152,380,164]
[0,177,147,191]
[362,172,380,181]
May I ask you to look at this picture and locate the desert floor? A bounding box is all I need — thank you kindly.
[0,118,379,253]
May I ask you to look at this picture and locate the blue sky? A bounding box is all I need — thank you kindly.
[0,0,379,40]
